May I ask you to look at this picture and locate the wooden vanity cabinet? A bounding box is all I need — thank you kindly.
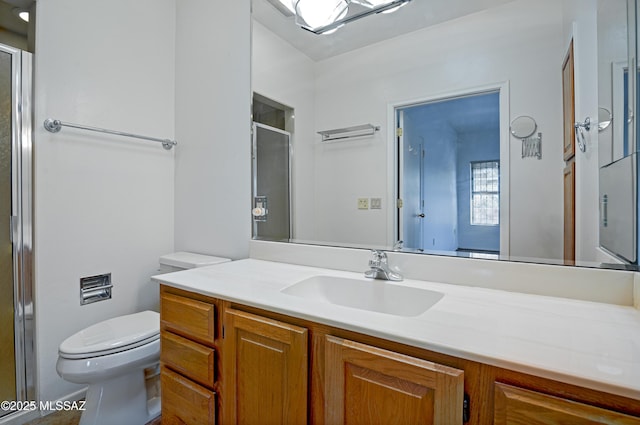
[160,286,222,424]
[159,286,640,425]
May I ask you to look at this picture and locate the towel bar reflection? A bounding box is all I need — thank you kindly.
[43,118,177,150]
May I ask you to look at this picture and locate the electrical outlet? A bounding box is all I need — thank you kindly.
[370,198,382,209]
[357,198,369,209]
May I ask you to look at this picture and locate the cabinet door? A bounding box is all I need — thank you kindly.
[325,335,464,425]
[494,383,640,424]
[223,308,308,425]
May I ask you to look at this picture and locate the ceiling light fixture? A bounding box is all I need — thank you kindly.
[379,2,408,14]
[287,0,411,35]
[351,0,395,6]
[295,0,349,31]
[270,0,295,17]
[11,8,29,22]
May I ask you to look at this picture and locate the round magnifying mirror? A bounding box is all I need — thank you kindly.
[597,107,612,132]
[510,115,537,139]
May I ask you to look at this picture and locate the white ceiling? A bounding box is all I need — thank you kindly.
[252,0,516,61]
[403,91,500,134]
[3,0,32,7]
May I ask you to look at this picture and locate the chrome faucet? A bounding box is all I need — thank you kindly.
[364,250,403,282]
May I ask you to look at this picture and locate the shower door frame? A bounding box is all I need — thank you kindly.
[251,122,293,241]
[1,43,35,417]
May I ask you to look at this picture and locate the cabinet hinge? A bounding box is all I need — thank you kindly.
[396,127,403,137]
[397,199,403,208]
[463,393,470,423]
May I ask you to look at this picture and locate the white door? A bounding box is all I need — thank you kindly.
[398,110,425,250]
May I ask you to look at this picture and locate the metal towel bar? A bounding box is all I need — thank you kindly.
[44,118,177,150]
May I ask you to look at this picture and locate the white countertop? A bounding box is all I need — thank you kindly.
[153,258,640,401]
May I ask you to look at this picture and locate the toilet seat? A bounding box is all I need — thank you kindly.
[59,311,159,360]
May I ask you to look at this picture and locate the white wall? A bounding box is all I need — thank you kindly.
[34,0,175,404]
[597,0,627,167]
[315,0,566,259]
[174,0,251,260]
[254,0,568,260]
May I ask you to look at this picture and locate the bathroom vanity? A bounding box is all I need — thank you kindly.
[155,258,640,424]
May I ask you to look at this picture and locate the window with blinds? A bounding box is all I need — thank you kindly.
[470,160,499,226]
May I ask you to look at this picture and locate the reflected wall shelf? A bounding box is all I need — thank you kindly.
[318,124,380,142]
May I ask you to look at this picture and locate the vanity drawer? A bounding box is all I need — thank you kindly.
[161,331,215,388]
[161,366,216,425]
[161,292,215,344]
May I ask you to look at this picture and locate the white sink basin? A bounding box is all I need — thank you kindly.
[281,275,443,317]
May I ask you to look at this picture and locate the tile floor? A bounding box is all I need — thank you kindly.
[24,410,80,425]
[24,411,162,425]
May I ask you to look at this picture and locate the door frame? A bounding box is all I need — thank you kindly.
[0,43,35,416]
[251,121,293,240]
[396,109,425,250]
[387,81,510,256]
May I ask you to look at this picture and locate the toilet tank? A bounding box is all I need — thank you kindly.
[158,252,231,273]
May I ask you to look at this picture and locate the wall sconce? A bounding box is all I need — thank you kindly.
[11,8,30,22]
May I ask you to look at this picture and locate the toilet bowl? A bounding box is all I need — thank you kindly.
[56,311,160,425]
[56,252,230,425]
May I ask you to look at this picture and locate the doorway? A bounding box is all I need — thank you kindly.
[396,90,504,255]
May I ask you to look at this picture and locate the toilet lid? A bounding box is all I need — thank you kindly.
[59,311,160,359]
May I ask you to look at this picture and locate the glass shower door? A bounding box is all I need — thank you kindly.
[252,123,292,241]
[0,45,16,407]
[0,43,34,419]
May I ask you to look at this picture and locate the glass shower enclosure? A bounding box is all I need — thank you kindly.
[0,43,34,418]
[251,122,292,241]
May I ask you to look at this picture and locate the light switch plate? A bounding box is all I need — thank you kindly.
[370,198,382,209]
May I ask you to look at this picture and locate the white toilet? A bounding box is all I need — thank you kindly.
[56,252,230,425]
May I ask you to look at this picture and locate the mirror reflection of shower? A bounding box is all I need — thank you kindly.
[252,94,294,242]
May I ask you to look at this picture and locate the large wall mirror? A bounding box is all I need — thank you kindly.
[251,0,639,270]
